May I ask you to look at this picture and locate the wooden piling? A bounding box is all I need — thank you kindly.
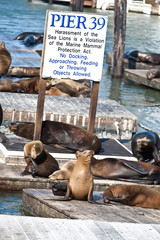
[111,0,127,78]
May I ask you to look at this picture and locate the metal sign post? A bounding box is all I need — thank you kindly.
[34,11,108,139]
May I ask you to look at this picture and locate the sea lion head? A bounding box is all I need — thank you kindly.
[103,185,129,203]
[24,140,44,159]
[137,137,150,149]
[0,41,5,48]
[75,150,95,163]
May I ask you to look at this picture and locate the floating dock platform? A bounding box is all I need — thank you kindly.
[125,69,160,90]
[0,128,137,191]
[0,92,138,140]
[22,188,160,223]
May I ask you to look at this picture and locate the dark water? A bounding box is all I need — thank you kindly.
[0,0,160,215]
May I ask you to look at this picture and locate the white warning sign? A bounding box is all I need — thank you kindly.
[42,11,108,81]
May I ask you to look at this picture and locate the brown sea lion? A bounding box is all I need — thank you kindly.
[22,140,59,178]
[146,68,160,80]
[51,82,82,97]
[103,185,160,210]
[45,86,70,97]
[0,41,11,77]
[124,51,160,64]
[52,150,95,202]
[50,154,160,184]
[50,79,91,96]
[49,160,77,180]
[91,157,160,184]
[9,120,101,153]
[0,77,40,93]
[131,131,160,165]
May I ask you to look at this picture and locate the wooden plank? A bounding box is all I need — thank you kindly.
[125,69,160,90]
[22,189,160,224]
[110,222,160,240]
[0,92,138,140]
[0,215,160,240]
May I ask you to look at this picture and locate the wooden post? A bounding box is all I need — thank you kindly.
[33,77,46,140]
[111,0,127,78]
[71,0,84,11]
[87,81,99,133]
[33,12,49,141]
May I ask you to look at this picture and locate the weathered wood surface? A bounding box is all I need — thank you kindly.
[107,52,158,69]
[125,69,160,90]
[22,188,160,224]
[0,92,138,139]
[0,214,160,240]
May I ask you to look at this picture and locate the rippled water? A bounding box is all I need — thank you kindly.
[0,0,160,133]
[0,191,32,216]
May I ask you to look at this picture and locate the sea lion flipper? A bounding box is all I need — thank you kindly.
[152,148,160,163]
[121,160,148,175]
[52,182,67,196]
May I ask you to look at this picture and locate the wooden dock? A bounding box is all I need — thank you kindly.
[22,188,160,222]
[0,92,138,140]
[0,128,137,191]
[1,214,160,240]
[125,69,160,90]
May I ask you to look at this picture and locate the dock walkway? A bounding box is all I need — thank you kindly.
[1,214,160,240]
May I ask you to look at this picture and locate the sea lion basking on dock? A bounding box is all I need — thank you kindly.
[52,150,95,202]
[9,120,101,154]
[103,185,160,210]
[22,140,59,178]
[131,131,160,165]
[124,51,160,65]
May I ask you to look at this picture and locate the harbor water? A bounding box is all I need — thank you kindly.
[0,0,160,215]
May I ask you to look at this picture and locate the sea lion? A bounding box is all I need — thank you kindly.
[0,77,40,93]
[103,185,160,210]
[49,160,77,180]
[9,120,101,153]
[124,50,160,64]
[14,32,43,41]
[45,86,70,97]
[51,82,82,97]
[50,79,91,95]
[131,131,160,164]
[146,68,160,80]
[91,157,160,184]
[0,41,12,77]
[22,140,59,178]
[49,150,160,185]
[52,150,95,202]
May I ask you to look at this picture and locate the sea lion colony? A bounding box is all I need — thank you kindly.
[0,39,91,97]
